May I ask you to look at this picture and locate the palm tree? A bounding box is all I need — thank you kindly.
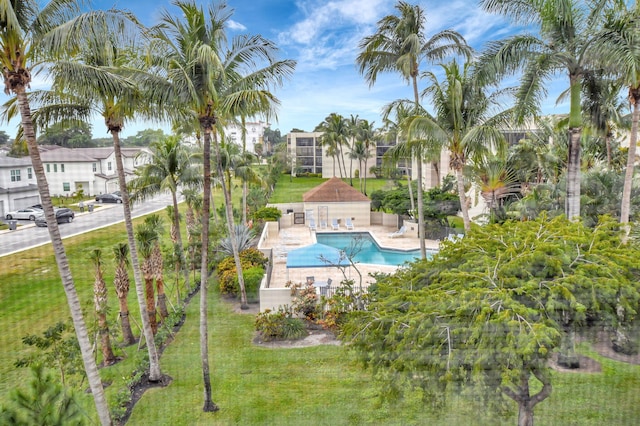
[148,0,295,411]
[145,214,169,320]
[597,4,640,231]
[478,0,615,221]
[407,60,510,232]
[316,113,349,178]
[135,223,158,335]
[88,248,116,366]
[346,114,360,185]
[37,12,166,383]
[382,102,416,214]
[112,242,136,345]
[0,2,113,422]
[357,119,376,195]
[357,0,470,258]
[129,135,201,293]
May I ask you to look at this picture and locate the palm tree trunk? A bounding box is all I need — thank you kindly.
[416,156,427,259]
[456,167,471,231]
[110,129,162,381]
[118,297,136,345]
[17,89,112,425]
[200,126,219,412]
[566,77,582,221]
[171,191,191,293]
[620,91,640,234]
[411,74,427,259]
[214,133,249,308]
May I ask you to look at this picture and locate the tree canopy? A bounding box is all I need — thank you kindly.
[343,215,640,426]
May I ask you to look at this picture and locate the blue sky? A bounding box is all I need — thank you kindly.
[2,0,571,139]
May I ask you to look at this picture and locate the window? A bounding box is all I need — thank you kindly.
[60,164,65,172]
[27,167,32,179]
[63,182,70,191]
[92,163,97,172]
[54,164,58,172]
[10,170,21,182]
[108,162,112,171]
[46,164,50,172]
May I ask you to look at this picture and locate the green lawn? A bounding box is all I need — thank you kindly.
[269,174,398,203]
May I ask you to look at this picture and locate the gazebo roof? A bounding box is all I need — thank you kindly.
[303,177,370,203]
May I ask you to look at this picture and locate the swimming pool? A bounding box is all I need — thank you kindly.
[316,232,431,266]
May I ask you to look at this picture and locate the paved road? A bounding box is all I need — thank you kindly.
[0,193,180,257]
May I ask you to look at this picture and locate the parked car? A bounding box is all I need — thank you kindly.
[5,207,43,221]
[95,193,123,203]
[34,208,75,227]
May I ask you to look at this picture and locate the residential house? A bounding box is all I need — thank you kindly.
[0,152,39,217]
[0,146,150,216]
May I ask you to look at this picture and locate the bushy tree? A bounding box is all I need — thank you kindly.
[343,215,640,426]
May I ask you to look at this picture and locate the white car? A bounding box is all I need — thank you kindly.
[5,207,43,221]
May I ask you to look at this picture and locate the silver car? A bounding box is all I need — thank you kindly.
[5,207,44,221]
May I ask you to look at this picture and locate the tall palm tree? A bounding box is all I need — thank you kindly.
[382,101,416,214]
[316,113,349,178]
[478,0,615,221]
[357,119,376,195]
[0,2,113,422]
[408,60,510,232]
[37,12,166,383]
[135,223,158,335]
[357,0,470,257]
[597,4,640,231]
[346,114,361,185]
[129,135,201,292]
[113,242,136,345]
[88,248,116,366]
[148,0,295,411]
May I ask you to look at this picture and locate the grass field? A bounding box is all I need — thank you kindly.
[1,176,640,424]
[269,175,399,203]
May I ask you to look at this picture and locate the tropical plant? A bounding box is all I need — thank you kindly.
[129,135,201,291]
[219,224,255,256]
[478,0,617,221]
[316,113,349,178]
[32,7,166,384]
[0,364,86,426]
[357,0,470,258]
[597,4,640,233]
[135,223,158,335]
[148,0,295,410]
[88,248,116,366]
[407,60,511,231]
[144,214,169,320]
[112,242,136,345]
[0,2,114,422]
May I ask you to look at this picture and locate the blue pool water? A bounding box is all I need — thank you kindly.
[316,232,431,266]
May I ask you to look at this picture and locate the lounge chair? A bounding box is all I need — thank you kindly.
[331,218,340,230]
[345,217,354,230]
[320,220,328,229]
[308,219,317,231]
[388,225,407,238]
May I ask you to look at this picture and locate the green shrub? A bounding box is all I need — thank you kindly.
[255,307,307,341]
[252,206,282,222]
[216,249,267,296]
[243,266,265,303]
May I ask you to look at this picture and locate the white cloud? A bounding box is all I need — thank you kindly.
[227,19,247,31]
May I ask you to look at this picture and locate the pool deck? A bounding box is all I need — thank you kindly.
[263,224,440,290]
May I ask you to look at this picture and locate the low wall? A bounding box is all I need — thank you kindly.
[259,286,292,312]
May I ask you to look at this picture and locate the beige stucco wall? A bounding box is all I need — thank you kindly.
[304,201,371,227]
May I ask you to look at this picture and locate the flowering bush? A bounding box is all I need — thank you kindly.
[255,306,306,341]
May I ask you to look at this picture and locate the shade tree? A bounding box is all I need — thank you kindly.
[343,215,640,426]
